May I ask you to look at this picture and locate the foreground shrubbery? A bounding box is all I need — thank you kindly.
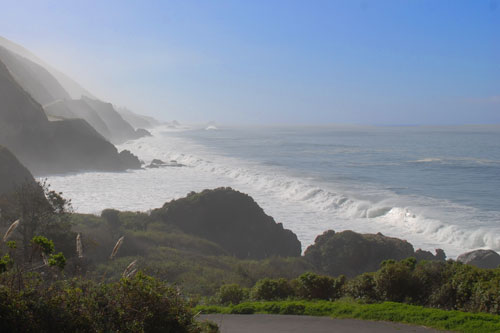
[212,258,500,315]
[0,271,216,332]
[196,300,500,333]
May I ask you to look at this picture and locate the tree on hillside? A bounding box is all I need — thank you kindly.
[1,180,73,261]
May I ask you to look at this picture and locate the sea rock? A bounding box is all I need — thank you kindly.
[415,248,446,261]
[152,187,302,259]
[119,150,142,169]
[457,249,500,269]
[136,128,152,137]
[304,230,445,277]
[147,159,185,168]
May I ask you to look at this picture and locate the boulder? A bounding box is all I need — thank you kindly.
[457,249,500,269]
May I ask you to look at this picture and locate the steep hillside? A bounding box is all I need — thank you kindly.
[0,59,140,175]
[0,35,95,99]
[82,96,141,143]
[0,45,70,105]
[117,106,160,129]
[0,145,35,195]
[44,99,112,140]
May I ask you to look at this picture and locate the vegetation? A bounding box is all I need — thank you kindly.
[0,271,215,332]
[304,229,445,277]
[2,182,500,331]
[196,300,500,333]
[152,188,301,259]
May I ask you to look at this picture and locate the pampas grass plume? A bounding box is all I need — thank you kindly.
[3,219,20,242]
[110,236,124,259]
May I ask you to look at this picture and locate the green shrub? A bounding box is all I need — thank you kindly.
[345,272,378,301]
[0,272,213,332]
[252,278,294,301]
[216,284,249,305]
[294,272,345,300]
[374,258,417,302]
[230,304,255,314]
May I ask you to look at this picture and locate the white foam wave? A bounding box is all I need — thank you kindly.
[114,127,500,257]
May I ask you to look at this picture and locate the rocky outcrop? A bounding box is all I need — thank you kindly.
[118,150,142,169]
[0,145,34,195]
[147,159,185,168]
[152,187,302,259]
[135,128,152,137]
[457,249,500,269]
[304,230,446,277]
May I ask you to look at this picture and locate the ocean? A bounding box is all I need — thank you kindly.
[45,124,500,258]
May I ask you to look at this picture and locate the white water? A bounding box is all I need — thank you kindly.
[45,126,500,258]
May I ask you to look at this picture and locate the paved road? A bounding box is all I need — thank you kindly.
[199,314,448,333]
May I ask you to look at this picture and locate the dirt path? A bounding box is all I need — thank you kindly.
[199,314,448,333]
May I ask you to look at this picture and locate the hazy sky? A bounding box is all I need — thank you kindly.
[0,0,499,124]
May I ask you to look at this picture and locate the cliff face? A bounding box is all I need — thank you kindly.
[117,106,160,129]
[81,96,140,144]
[304,230,445,277]
[0,59,140,175]
[152,187,302,259]
[0,145,34,196]
[44,99,113,140]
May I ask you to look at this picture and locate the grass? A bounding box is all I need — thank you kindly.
[195,300,500,333]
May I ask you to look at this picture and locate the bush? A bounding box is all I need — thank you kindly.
[345,272,378,301]
[374,258,417,302]
[294,272,345,300]
[0,272,212,332]
[216,284,249,305]
[251,278,294,301]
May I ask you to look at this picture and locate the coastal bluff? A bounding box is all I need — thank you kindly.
[152,187,302,259]
[304,230,446,277]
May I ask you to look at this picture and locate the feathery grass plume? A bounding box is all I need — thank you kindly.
[122,259,137,278]
[3,219,20,242]
[76,233,83,258]
[110,236,124,259]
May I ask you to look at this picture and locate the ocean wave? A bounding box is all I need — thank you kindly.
[115,126,500,256]
[412,157,500,166]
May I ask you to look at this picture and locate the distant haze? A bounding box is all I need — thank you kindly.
[1,0,498,125]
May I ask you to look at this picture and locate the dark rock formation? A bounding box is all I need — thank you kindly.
[119,150,142,169]
[414,248,446,261]
[147,159,185,168]
[0,145,35,195]
[135,128,152,137]
[152,187,301,259]
[457,249,500,269]
[304,230,446,277]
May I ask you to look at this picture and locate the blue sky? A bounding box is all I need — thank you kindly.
[0,0,499,124]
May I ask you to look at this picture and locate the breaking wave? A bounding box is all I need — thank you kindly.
[116,127,500,257]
